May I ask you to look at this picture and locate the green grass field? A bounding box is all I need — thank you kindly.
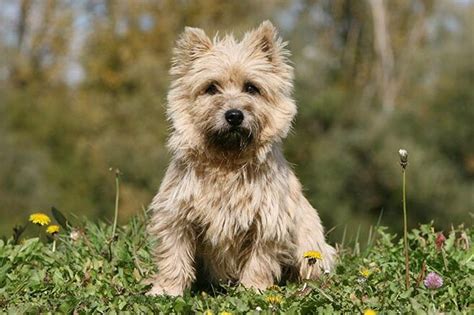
[0,211,472,314]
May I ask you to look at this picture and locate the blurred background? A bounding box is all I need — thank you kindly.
[0,0,472,242]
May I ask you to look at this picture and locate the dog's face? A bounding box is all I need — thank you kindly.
[167,21,296,163]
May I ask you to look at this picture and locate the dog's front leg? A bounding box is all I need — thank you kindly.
[294,198,336,280]
[239,246,280,291]
[147,215,196,296]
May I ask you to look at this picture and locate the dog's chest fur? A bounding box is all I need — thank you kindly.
[179,158,297,279]
[192,164,292,240]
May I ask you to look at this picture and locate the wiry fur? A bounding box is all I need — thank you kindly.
[147,21,336,296]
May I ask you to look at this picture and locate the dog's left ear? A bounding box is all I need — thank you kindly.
[243,20,290,64]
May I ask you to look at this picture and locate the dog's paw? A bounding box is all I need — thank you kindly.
[146,283,183,297]
[240,278,273,293]
[320,243,337,272]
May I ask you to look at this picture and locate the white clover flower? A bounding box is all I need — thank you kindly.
[70,229,81,241]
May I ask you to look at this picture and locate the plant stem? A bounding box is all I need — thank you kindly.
[111,170,120,239]
[301,264,313,291]
[306,264,313,280]
[402,168,410,289]
[52,239,56,252]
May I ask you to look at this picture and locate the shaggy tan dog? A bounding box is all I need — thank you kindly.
[147,21,336,296]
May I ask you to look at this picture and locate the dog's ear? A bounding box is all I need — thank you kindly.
[243,20,290,64]
[171,27,212,76]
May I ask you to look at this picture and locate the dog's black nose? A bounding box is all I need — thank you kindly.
[225,109,244,126]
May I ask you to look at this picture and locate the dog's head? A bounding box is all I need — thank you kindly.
[167,21,296,164]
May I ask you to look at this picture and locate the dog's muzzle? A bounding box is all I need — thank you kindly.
[207,126,253,151]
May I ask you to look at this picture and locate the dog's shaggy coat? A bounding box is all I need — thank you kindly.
[148,21,336,296]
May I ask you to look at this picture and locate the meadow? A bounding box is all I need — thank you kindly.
[1,209,471,313]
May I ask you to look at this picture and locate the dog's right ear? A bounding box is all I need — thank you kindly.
[171,27,212,76]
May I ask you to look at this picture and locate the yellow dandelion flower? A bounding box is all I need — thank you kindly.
[304,250,322,260]
[203,310,214,315]
[363,308,377,315]
[304,250,322,265]
[359,267,371,278]
[265,295,283,304]
[46,225,60,235]
[29,213,51,226]
[219,312,232,315]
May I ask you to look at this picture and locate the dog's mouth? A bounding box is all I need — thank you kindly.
[206,127,253,151]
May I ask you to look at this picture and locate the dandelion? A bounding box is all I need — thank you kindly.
[203,310,214,315]
[359,267,371,278]
[46,224,60,252]
[424,272,443,289]
[219,312,232,315]
[265,295,283,304]
[398,149,408,169]
[46,225,60,235]
[398,148,410,289]
[29,213,51,226]
[302,250,323,285]
[303,250,322,265]
[363,309,377,315]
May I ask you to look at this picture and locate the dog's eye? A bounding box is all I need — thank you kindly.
[204,83,219,95]
[243,82,260,95]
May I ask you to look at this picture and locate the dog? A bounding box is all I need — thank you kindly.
[147,21,336,296]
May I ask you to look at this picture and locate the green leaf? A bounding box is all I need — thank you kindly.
[51,206,71,231]
[12,224,26,245]
[400,287,413,299]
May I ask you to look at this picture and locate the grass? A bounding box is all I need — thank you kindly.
[0,212,472,314]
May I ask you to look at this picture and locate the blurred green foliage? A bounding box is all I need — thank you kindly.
[0,0,472,240]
